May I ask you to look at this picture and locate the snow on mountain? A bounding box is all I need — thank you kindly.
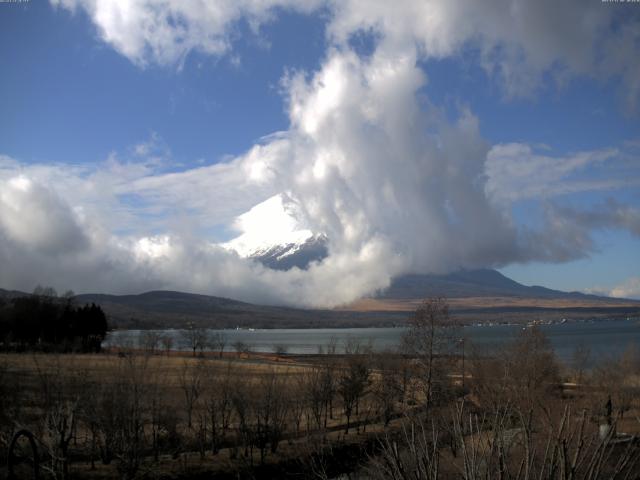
[222,194,329,270]
[249,233,329,270]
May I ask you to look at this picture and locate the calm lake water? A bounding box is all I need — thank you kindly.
[104,318,640,366]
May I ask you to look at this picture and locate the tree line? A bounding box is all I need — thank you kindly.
[0,286,108,352]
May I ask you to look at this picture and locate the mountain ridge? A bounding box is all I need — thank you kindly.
[249,233,328,271]
[2,269,638,329]
[376,269,603,300]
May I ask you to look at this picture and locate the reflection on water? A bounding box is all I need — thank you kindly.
[104,319,640,366]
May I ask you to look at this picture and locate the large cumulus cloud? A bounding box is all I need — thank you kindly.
[53,0,640,105]
[50,0,325,67]
[1,1,639,306]
[0,177,89,254]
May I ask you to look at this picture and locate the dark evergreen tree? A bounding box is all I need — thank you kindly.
[0,289,108,352]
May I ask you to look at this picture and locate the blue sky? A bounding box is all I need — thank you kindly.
[0,3,326,166]
[0,1,639,304]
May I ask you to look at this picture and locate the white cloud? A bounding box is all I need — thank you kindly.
[2,43,639,306]
[277,48,522,274]
[328,0,640,102]
[130,131,169,167]
[610,277,640,300]
[2,1,638,306]
[50,0,324,67]
[52,1,640,103]
[133,235,171,260]
[222,194,314,257]
[484,143,634,204]
[586,277,640,300]
[122,150,279,230]
[0,176,89,254]
[551,200,640,237]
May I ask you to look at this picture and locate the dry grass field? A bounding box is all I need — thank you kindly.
[1,317,639,479]
[0,348,422,479]
[343,295,640,312]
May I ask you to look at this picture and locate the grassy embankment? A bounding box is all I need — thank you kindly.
[1,340,639,479]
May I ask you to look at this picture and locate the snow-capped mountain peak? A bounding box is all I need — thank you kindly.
[222,194,328,270]
[249,233,329,271]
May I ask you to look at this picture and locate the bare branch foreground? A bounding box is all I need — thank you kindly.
[369,402,639,480]
[0,298,638,479]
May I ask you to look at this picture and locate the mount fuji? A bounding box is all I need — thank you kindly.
[222,194,329,270]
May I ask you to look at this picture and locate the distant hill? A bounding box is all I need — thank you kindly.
[2,287,392,329]
[73,290,402,329]
[0,288,31,301]
[379,269,601,300]
[2,269,639,329]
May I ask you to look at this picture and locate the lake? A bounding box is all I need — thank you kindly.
[103,318,640,366]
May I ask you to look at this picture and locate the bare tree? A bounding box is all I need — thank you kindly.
[288,374,308,436]
[146,359,173,462]
[181,325,209,357]
[160,334,173,355]
[233,340,250,358]
[0,358,23,467]
[273,344,289,356]
[620,343,640,375]
[304,367,328,434]
[320,359,337,425]
[373,353,404,426]
[254,369,289,462]
[204,360,236,454]
[592,345,638,421]
[402,297,458,408]
[369,401,640,480]
[33,285,58,299]
[231,376,254,461]
[82,355,150,478]
[139,330,161,354]
[326,336,339,355]
[467,343,508,411]
[179,359,205,428]
[113,355,150,480]
[571,342,591,384]
[337,353,370,434]
[468,327,559,414]
[211,332,228,358]
[504,326,560,412]
[83,378,118,466]
[34,355,85,480]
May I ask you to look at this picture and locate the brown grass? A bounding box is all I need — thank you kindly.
[341,295,640,312]
[0,351,416,479]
